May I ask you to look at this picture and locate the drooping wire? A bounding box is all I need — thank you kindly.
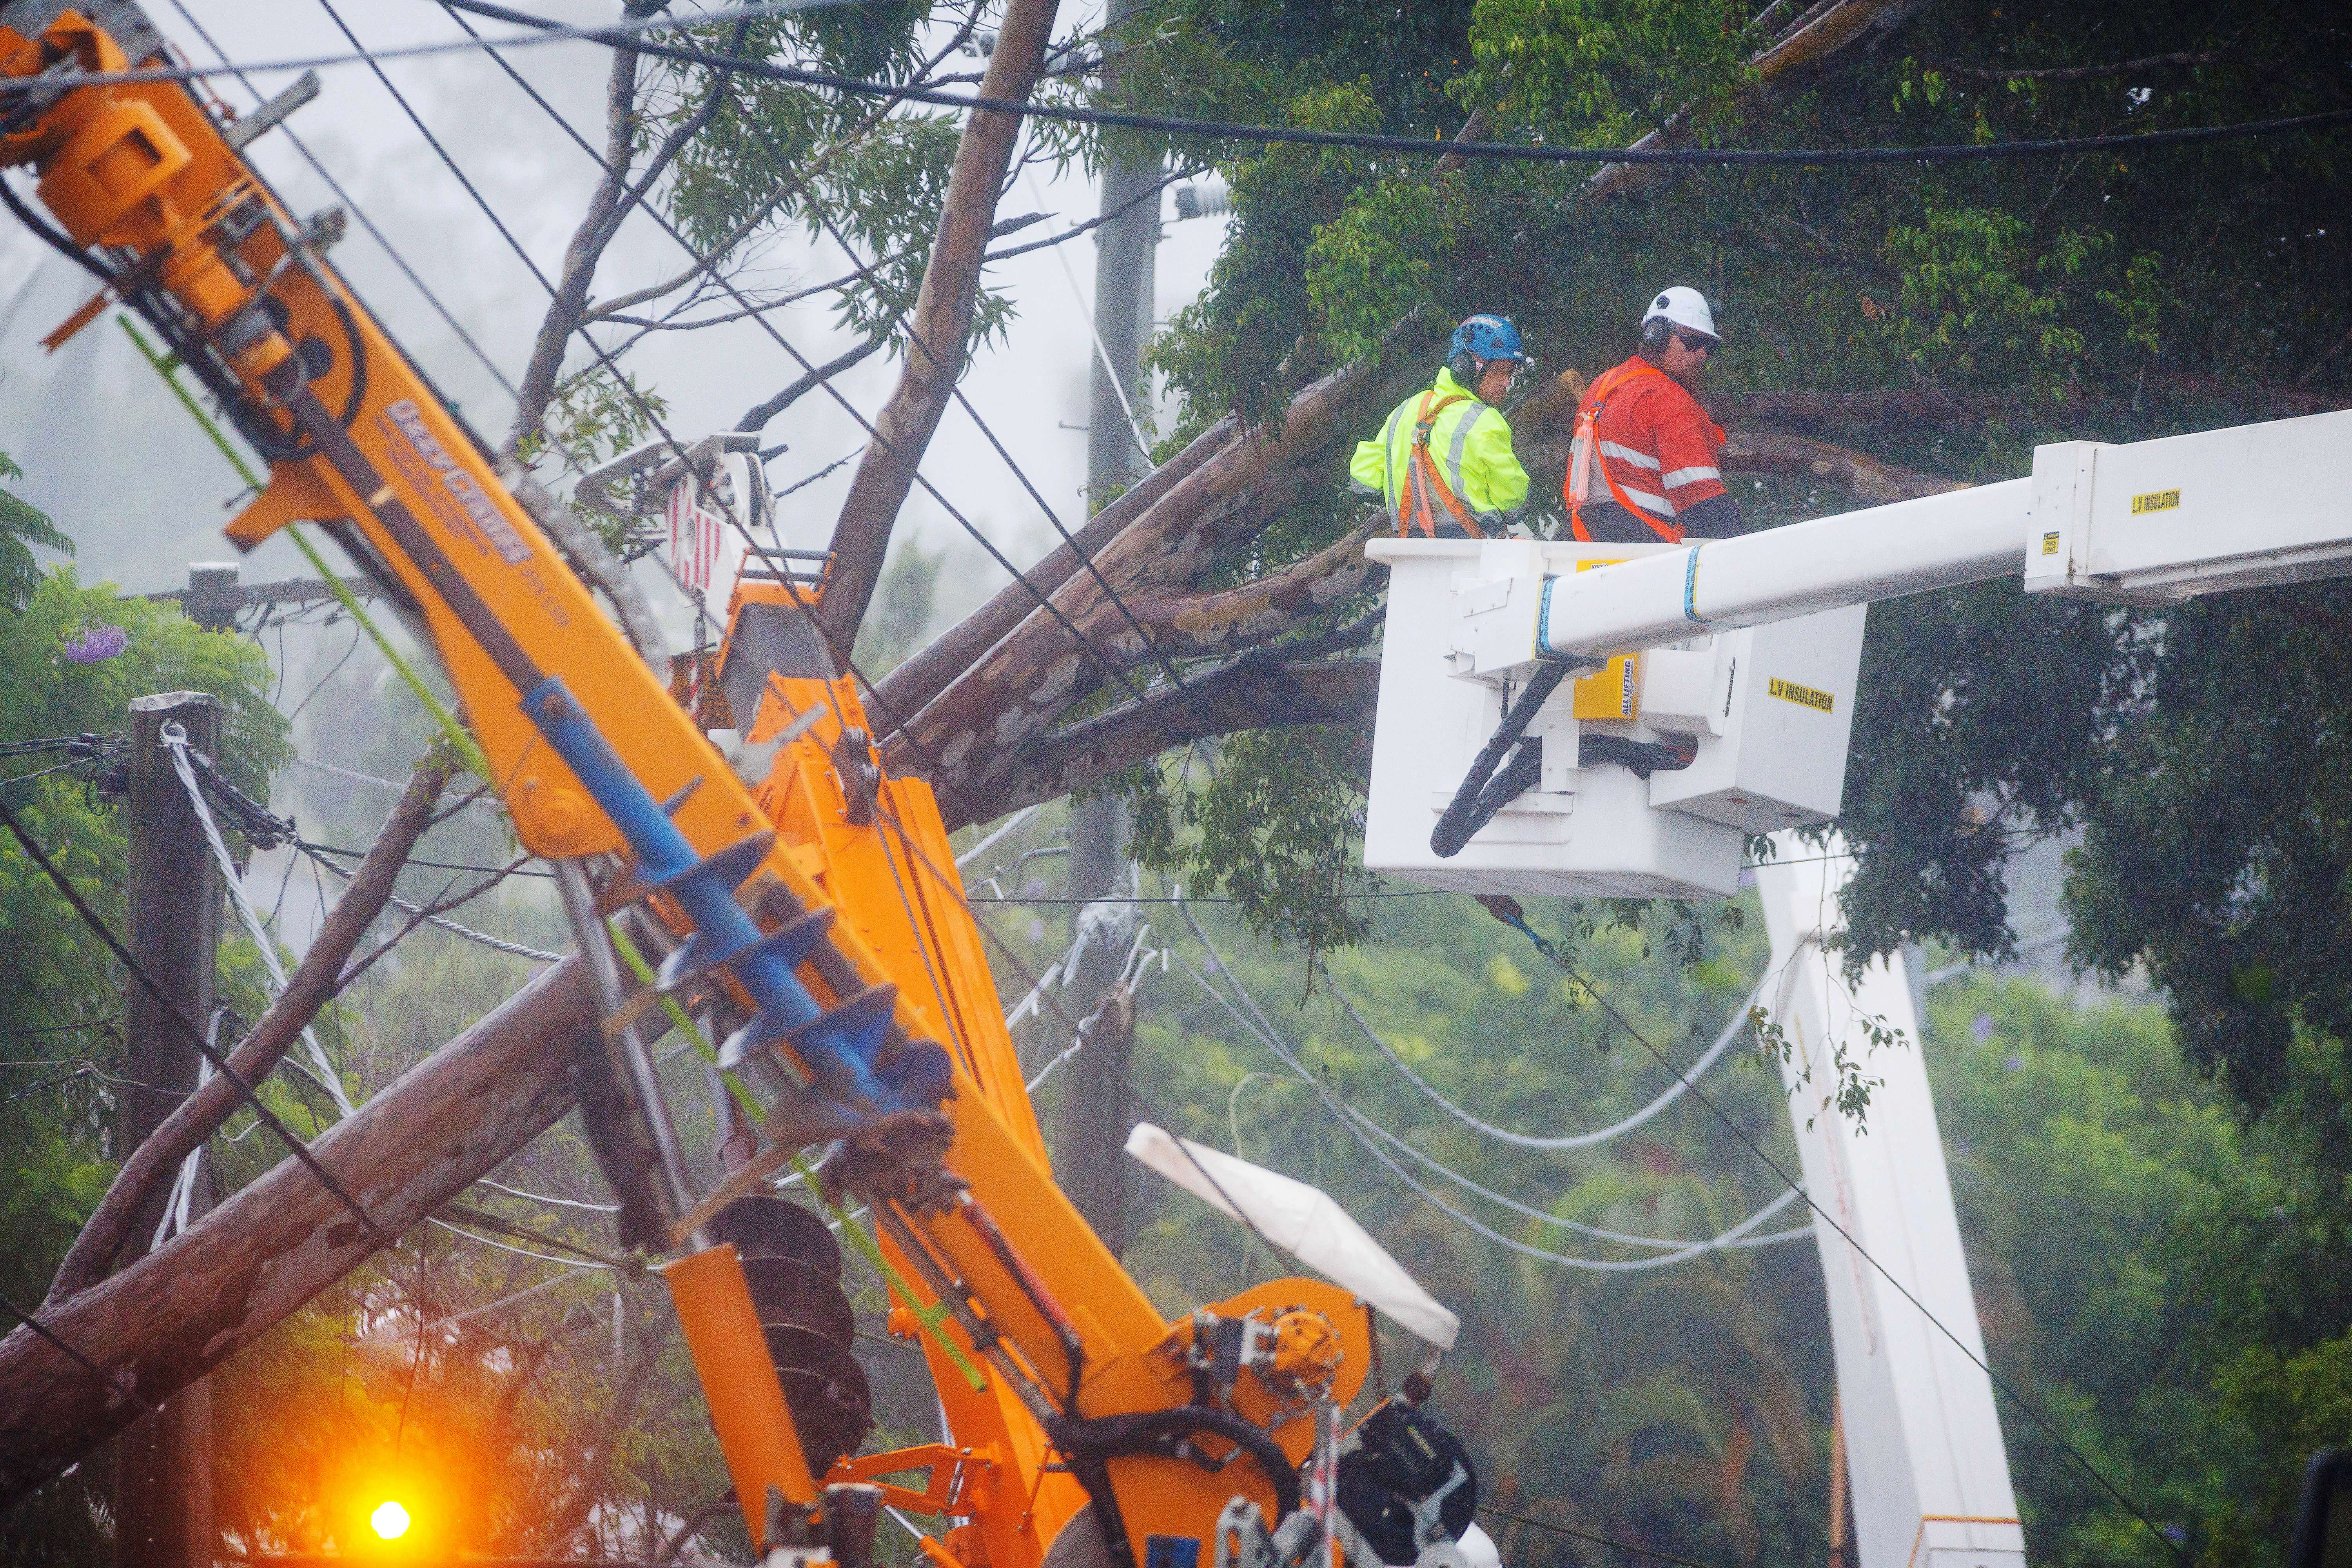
[1339,987,1757,1151]
[1167,928,1811,1269]
[1485,907,2194,1567]
[0,794,395,1252]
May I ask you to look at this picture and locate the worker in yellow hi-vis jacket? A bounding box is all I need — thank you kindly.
[1350,315,1532,538]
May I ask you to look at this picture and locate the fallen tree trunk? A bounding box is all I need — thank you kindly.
[0,960,593,1509]
[1718,429,1968,501]
[48,759,453,1305]
[946,655,1382,828]
[873,414,1238,722]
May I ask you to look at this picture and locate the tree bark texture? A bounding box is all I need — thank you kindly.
[0,960,592,1510]
[946,657,1381,829]
[815,0,1064,650]
[882,362,1392,800]
[49,758,453,1305]
[874,414,1237,722]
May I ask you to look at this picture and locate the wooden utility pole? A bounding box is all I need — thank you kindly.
[1051,0,1158,1258]
[113,690,222,1568]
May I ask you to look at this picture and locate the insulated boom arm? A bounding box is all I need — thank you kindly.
[1535,412,2352,663]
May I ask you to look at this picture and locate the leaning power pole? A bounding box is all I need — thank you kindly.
[1052,0,1158,1258]
[112,690,223,1568]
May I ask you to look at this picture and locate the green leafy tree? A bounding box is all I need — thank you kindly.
[0,568,287,1564]
[0,452,71,613]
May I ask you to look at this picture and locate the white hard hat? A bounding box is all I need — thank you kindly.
[1456,1524,1502,1568]
[1641,285,1721,343]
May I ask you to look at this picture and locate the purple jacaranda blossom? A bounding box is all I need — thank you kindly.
[62,625,127,663]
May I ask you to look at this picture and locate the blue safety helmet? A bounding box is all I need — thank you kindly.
[1448,314,1524,365]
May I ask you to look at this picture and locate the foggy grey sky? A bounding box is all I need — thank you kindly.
[0,0,1230,637]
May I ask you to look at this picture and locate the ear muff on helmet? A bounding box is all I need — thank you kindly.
[1448,351,1483,384]
[1639,318,1672,352]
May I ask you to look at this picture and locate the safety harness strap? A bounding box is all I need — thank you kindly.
[1399,392,1484,539]
[1569,362,1684,545]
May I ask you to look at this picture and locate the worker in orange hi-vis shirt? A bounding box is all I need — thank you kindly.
[1565,287,1746,543]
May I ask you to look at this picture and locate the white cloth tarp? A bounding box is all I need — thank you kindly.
[1123,1122,1460,1351]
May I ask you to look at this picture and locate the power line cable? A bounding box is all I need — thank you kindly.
[1339,987,1757,1151]
[0,794,395,1252]
[430,3,1176,777]
[1477,1504,1728,1568]
[27,8,2352,167]
[299,837,557,878]
[300,841,560,964]
[158,0,527,417]
[363,0,1117,719]
[0,1285,159,1417]
[1167,934,1809,1268]
[333,12,986,887]
[779,163,1214,723]
[1481,908,2191,1566]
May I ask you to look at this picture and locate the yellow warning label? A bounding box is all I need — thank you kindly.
[1768,677,1835,713]
[1571,557,1637,720]
[2040,531,2061,556]
[2131,488,2181,515]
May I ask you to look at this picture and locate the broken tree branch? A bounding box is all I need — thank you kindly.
[815,0,1064,651]
[1114,518,1383,663]
[508,0,667,448]
[873,414,1239,722]
[944,653,1382,830]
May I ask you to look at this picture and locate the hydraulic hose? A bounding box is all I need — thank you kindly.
[1430,661,1575,858]
[1051,1405,1303,1568]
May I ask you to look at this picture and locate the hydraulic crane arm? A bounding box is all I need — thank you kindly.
[3,11,1474,1568]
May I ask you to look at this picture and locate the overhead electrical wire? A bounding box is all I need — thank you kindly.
[426,2,1189,781]
[0,794,396,1253]
[780,168,1217,730]
[1341,989,1759,1151]
[1483,910,2194,1567]
[158,0,528,422]
[1168,935,1811,1270]
[294,5,1033,1107]
[15,3,2350,168]
[1478,1504,1729,1568]
[0,1286,158,1418]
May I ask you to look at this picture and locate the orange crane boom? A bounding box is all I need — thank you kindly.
[0,10,1474,1568]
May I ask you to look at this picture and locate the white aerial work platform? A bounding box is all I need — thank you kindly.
[1364,409,2352,903]
[1358,408,2352,1568]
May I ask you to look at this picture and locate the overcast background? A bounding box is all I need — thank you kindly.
[0,0,1229,638]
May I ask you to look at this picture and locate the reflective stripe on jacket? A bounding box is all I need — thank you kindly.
[1350,368,1530,535]
[1566,356,1730,542]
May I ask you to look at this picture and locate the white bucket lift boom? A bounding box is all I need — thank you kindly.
[1364,409,2352,901]
[1361,407,2352,1567]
